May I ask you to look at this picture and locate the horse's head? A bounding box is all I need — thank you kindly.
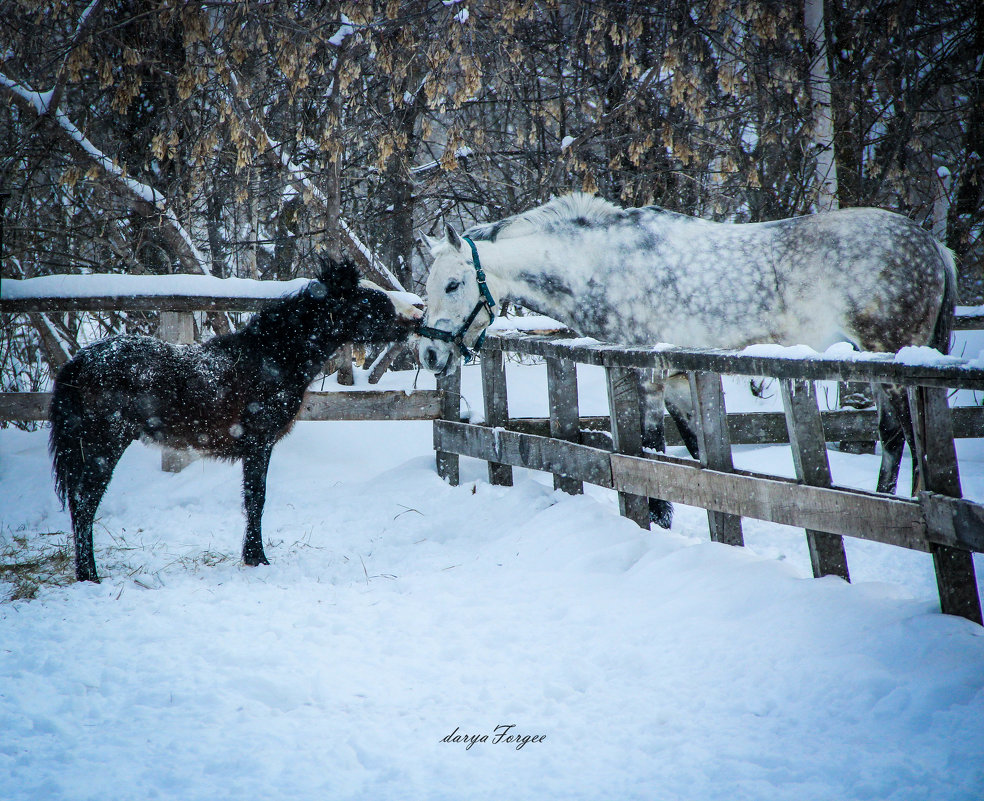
[314,257,415,344]
[418,225,496,374]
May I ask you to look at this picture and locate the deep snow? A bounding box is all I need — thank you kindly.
[2,360,984,801]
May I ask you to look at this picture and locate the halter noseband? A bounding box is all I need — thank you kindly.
[419,236,496,363]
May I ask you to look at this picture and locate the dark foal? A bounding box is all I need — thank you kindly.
[50,257,414,582]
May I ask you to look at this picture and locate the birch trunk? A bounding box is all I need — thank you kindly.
[804,0,839,211]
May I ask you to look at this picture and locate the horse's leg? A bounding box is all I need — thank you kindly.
[639,372,674,529]
[664,374,700,459]
[241,443,273,566]
[875,385,916,495]
[67,437,128,583]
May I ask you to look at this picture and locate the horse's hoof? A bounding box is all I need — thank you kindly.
[75,571,100,583]
[649,499,673,530]
[243,553,270,567]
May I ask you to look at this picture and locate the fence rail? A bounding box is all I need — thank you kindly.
[0,389,443,423]
[432,332,984,625]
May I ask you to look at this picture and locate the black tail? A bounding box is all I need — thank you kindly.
[931,241,957,356]
[48,362,86,507]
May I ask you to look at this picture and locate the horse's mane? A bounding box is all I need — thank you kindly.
[236,257,360,343]
[465,193,623,242]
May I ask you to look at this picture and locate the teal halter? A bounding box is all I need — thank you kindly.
[419,236,496,363]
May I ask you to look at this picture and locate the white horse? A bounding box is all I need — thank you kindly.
[418,193,956,526]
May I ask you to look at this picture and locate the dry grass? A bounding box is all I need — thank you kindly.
[0,532,75,601]
[0,524,354,600]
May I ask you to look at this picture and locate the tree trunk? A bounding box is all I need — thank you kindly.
[804,0,839,211]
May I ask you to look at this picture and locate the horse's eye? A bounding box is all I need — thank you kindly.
[445,280,461,293]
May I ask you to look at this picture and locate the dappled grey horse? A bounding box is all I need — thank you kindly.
[417,193,955,528]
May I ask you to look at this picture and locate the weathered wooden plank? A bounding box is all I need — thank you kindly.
[919,493,984,552]
[433,419,984,555]
[954,310,984,330]
[435,361,462,486]
[504,416,611,439]
[780,379,850,581]
[0,390,442,422]
[547,356,583,495]
[498,407,984,446]
[6,315,980,385]
[433,420,614,489]
[610,453,930,551]
[481,349,514,487]
[297,390,443,421]
[0,392,51,421]
[605,365,651,527]
[689,370,744,546]
[909,386,983,624]
[336,343,355,386]
[909,387,962,496]
[159,311,196,473]
[7,391,981,442]
[484,334,984,390]
[159,310,195,343]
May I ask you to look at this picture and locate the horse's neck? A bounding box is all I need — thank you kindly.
[483,238,582,327]
[238,305,336,381]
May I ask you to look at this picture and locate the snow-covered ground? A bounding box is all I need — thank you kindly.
[2,356,984,800]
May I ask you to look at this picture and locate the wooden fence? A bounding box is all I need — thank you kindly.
[0,286,442,471]
[4,283,984,621]
[433,332,984,625]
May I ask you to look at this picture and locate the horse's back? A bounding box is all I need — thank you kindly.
[768,208,951,351]
[632,206,952,352]
[57,336,218,441]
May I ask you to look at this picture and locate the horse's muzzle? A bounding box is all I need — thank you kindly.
[420,342,455,375]
[422,344,442,372]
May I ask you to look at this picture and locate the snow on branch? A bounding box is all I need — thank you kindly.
[0,71,212,277]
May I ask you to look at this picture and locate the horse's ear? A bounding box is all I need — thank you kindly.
[316,256,360,295]
[421,233,442,254]
[445,224,463,252]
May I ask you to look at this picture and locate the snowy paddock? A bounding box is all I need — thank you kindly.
[2,361,984,801]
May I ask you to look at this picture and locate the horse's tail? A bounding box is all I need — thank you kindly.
[48,358,86,508]
[931,240,957,356]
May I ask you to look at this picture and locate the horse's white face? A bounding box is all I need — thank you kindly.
[418,226,493,374]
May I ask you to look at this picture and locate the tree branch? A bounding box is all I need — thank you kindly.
[0,72,211,277]
[225,70,407,292]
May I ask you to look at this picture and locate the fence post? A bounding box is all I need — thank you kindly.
[689,370,744,546]
[909,386,983,624]
[481,346,513,487]
[159,311,196,473]
[435,358,461,486]
[546,356,583,495]
[336,343,355,386]
[605,364,650,527]
[780,378,850,580]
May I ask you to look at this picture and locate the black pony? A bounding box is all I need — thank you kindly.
[50,257,414,582]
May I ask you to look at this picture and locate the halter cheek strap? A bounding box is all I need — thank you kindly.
[419,235,496,363]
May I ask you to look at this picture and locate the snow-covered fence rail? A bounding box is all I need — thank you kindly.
[432,332,984,624]
[0,274,423,315]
